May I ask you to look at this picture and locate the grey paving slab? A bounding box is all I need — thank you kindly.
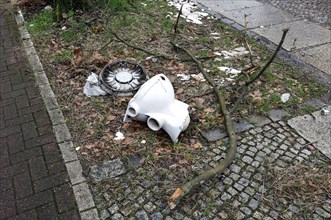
[220,5,297,29]
[294,43,331,74]
[288,105,331,159]
[197,0,263,12]
[253,20,331,51]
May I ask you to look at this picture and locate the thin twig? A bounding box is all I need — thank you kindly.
[245,28,289,86]
[229,29,289,114]
[174,4,183,34]
[229,85,249,114]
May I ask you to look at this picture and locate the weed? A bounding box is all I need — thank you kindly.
[56,49,72,64]
[27,10,53,37]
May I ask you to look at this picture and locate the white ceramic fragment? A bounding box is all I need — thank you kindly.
[124,74,190,142]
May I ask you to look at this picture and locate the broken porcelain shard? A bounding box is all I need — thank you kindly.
[99,61,149,96]
[124,74,190,142]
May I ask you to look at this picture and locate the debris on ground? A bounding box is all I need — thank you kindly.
[168,0,209,24]
[113,131,125,141]
[124,74,190,142]
[83,72,107,97]
[281,93,291,103]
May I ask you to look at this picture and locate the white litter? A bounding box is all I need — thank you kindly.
[177,73,191,81]
[114,132,125,141]
[83,73,107,97]
[44,5,52,11]
[214,47,249,59]
[321,107,329,116]
[214,52,223,56]
[61,26,67,31]
[218,67,241,78]
[75,147,80,151]
[191,73,206,81]
[167,0,209,25]
[141,140,146,144]
[281,93,291,103]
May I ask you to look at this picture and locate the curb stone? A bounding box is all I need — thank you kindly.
[14,8,99,220]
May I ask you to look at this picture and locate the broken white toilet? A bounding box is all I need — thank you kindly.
[124,74,190,142]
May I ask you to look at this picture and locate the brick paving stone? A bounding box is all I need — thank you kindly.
[0,6,79,219]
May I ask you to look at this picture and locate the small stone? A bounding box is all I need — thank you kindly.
[221,192,232,201]
[218,211,228,219]
[269,211,279,219]
[239,192,250,203]
[135,210,149,220]
[248,115,271,127]
[227,187,238,196]
[233,119,254,133]
[103,192,111,201]
[238,178,249,187]
[127,155,142,169]
[112,213,124,220]
[89,159,126,182]
[248,198,259,210]
[234,183,245,191]
[229,164,241,173]
[252,211,264,220]
[229,173,240,181]
[151,212,163,220]
[100,209,110,220]
[223,177,233,185]
[121,206,133,217]
[144,202,156,213]
[201,128,227,142]
[242,156,253,164]
[282,211,293,219]
[268,109,290,122]
[236,211,246,220]
[108,203,119,215]
[137,196,145,204]
[288,204,300,214]
[240,207,252,215]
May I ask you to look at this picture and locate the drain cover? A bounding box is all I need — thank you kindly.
[99,61,149,96]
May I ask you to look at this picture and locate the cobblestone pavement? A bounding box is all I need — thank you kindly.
[257,0,331,29]
[90,120,330,219]
[0,7,80,220]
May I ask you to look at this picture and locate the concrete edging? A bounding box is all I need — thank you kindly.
[14,9,99,220]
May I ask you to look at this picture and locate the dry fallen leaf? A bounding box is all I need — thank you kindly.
[249,90,263,101]
[179,159,189,164]
[192,142,203,149]
[204,108,215,113]
[195,97,205,105]
[155,147,172,154]
[176,88,184,94]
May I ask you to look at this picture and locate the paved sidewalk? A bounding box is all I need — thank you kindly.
[197,0,331,83]
[0,7,80,220]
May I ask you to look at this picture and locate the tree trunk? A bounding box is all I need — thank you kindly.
[54,0,62,22]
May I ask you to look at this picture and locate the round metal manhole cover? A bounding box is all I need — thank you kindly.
[99,61,149,96]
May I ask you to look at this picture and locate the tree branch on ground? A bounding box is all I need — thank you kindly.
[167,28,289,209]
[168,42,237,209]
